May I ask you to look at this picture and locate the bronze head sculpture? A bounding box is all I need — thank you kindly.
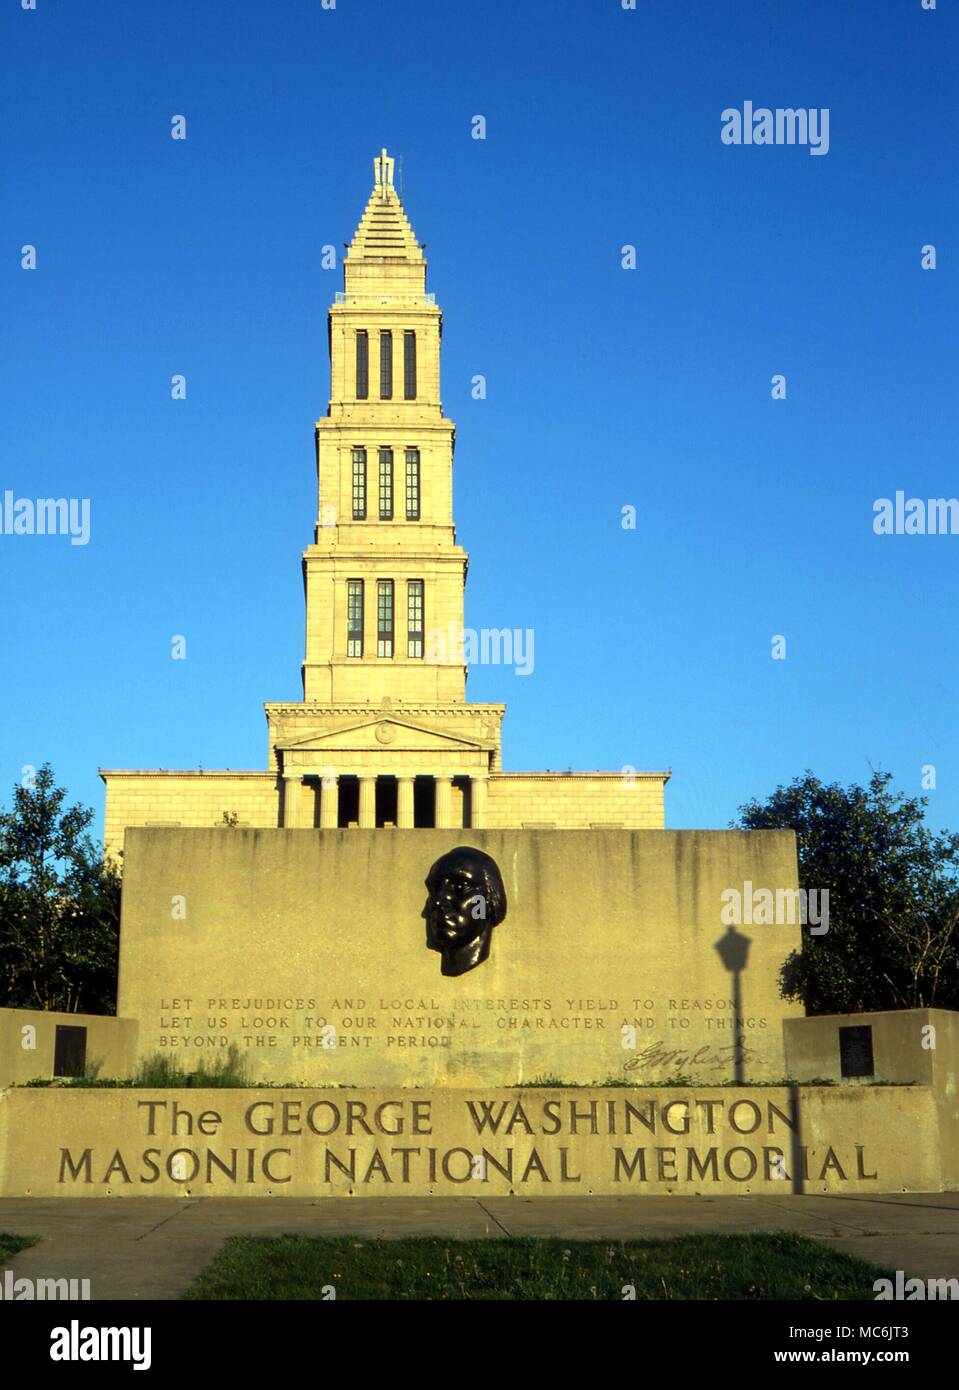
[422,845,507,977]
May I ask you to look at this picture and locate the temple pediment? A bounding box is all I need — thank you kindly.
[279,717,490,755]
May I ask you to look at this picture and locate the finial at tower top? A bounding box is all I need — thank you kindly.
[373,147,395,194]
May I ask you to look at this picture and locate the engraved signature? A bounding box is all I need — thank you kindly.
[623,1036,761,1074]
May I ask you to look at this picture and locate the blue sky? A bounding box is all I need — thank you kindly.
[2,0,956,838]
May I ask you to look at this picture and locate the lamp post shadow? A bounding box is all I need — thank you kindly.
[714,925,751,1086]
[714,924,805,1192]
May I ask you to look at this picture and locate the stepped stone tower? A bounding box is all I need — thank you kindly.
[100,151,668,856]
[266,148,504,831]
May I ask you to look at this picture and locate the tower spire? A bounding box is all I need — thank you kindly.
[373,147,395,195]
[345,149,423,271]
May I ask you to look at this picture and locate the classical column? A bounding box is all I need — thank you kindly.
[284,776,303,828]
[397,776,415,828]
[433,776,453,829]
[319,775,339,829]
[358,776,376,828]
[471,775,488,828]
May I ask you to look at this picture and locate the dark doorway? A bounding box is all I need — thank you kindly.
[413,776,436,828]
[54,1025,87,1078]
[453,776,469,829]
[337,776,359,827]
[839,1025,875,1078]
[376,775,398,827]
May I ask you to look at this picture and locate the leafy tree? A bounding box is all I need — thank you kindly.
[0,765,120,1013]
[736,770,959,1015]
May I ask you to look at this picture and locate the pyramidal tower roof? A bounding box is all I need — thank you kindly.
[345,148,424,264]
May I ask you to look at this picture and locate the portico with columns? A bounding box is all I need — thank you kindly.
[280,771,489,830]
[271,702,499,829]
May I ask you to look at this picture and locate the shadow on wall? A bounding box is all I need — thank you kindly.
[714,925,751,1086]
[788,1084,806,1195]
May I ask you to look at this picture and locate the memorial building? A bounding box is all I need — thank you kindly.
[1,153,956,1201]
[100,150,669,861]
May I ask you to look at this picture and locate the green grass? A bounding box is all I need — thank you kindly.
[24,1044,252,1088]
[0,1233,38,1263]
[517,1076,912,1088]
[517,1075,837,1088]
[21,1059,912,1092]
[184,1231,892,1301]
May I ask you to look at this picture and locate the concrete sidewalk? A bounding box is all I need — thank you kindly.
[1,1192,958,1300]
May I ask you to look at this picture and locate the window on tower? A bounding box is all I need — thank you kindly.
[379,448,394,520]
[407,580,424,659]
[347,580,364,657]
[405,449,420,520]
[356,331,369,400]
[352,447,367,520]
[379,331,393,399]
[403,331,416,399]
[377,580,394,658]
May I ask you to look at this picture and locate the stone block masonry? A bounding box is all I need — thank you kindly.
[0,1085,943,1198]
[116,826,802,1088]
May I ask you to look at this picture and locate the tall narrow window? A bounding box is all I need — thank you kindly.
[379,448,393,520]
[352,447,367,520]
[377,580,394,657]
[379,330,392,399]
[355,331,368,400]
[347,580,364,657]
[407,581,424,658]
[403,330,417,399]
[405,449,420,520]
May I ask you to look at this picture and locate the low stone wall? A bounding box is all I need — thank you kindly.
[784,1007,959,1191]
[0,1085,942,1198]
[0,1008,138,1089]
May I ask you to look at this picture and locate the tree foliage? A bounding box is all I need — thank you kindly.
[0,765,120,1013]
[736,770,959,1014]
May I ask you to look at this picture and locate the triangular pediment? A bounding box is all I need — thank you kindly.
[281,717,487,754]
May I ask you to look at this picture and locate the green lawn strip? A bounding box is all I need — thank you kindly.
[185,1231,892,1301]
[0,1233,39,1263]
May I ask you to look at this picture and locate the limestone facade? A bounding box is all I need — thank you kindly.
[101,150,668,861]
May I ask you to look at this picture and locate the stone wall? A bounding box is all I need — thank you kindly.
[0,1085,942,1198]
[487,773,666,828]
[101,771,280,864]
[784,1007,959,1190]
[0,1008,138,1088]
[101,768,667,861]
[117,826,803,1087]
